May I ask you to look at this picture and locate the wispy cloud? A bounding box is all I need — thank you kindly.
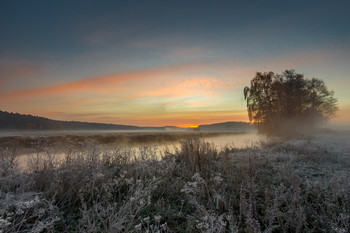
[0,59,43,85]
[1,47,348,126]
[1,61,232,100]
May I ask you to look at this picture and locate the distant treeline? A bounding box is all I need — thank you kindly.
[198,121,255,132]
[0,110,255,132]
[0,110,140,131]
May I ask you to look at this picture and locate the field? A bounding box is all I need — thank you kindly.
[0,131,349,232]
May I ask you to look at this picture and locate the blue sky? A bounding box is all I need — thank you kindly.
[1,0,349,126]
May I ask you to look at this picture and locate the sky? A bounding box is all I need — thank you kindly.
[0,0,349,127]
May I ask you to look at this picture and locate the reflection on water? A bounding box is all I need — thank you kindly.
[146,132,266,152]
[195,132,266,148]
[10,131,265,170]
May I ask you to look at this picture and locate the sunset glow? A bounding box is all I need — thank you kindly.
[0,1,349,127]
[177,124,199,129]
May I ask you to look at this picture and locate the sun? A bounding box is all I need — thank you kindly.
[177,124,199,128]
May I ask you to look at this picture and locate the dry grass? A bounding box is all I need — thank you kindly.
[0,134,349,232]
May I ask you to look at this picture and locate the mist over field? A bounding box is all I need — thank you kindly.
[1,70,349,233]
[1,0,350,232]
[1,127,350,232]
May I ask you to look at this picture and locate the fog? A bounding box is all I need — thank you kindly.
[6,128,350,171]
[0,130,264,148]
[0,131,266,170]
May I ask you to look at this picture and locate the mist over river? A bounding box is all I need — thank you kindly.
[0,131,265,170]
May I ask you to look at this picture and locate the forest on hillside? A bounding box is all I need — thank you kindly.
[0,110,140,131]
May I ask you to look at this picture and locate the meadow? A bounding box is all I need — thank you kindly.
[0,130,349,232]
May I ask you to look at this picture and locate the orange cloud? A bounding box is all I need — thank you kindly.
[1,61,226,101]
[85,109,248,126]
[1,48,336,102]
[18,108,247,127]
[2,72,138,100]
[127,76,241,99]
[2,48,346,127]
[127,110,248,127]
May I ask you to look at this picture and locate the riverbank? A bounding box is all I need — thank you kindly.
[0,132,349,232]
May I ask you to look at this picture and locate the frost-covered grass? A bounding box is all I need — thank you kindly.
[0,133,349,232]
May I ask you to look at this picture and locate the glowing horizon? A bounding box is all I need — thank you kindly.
[176,124,199,129]
[1,1,349,127]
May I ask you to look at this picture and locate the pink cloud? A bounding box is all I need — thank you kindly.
[1,61,231,101]
[0,60,43,85]
[2,49,332,103]
[1,47,346,127]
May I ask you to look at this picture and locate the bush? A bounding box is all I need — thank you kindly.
[0,136,349,232]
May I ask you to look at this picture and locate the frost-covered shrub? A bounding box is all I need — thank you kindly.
[0,134,349,232]
[178,137,218,178]
[0,192,62,232]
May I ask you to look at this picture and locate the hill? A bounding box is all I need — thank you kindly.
[0,110,254,132]
[0,110,143,131]
[198,121,255,132]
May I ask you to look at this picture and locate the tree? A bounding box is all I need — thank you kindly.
[243,70,338,136]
